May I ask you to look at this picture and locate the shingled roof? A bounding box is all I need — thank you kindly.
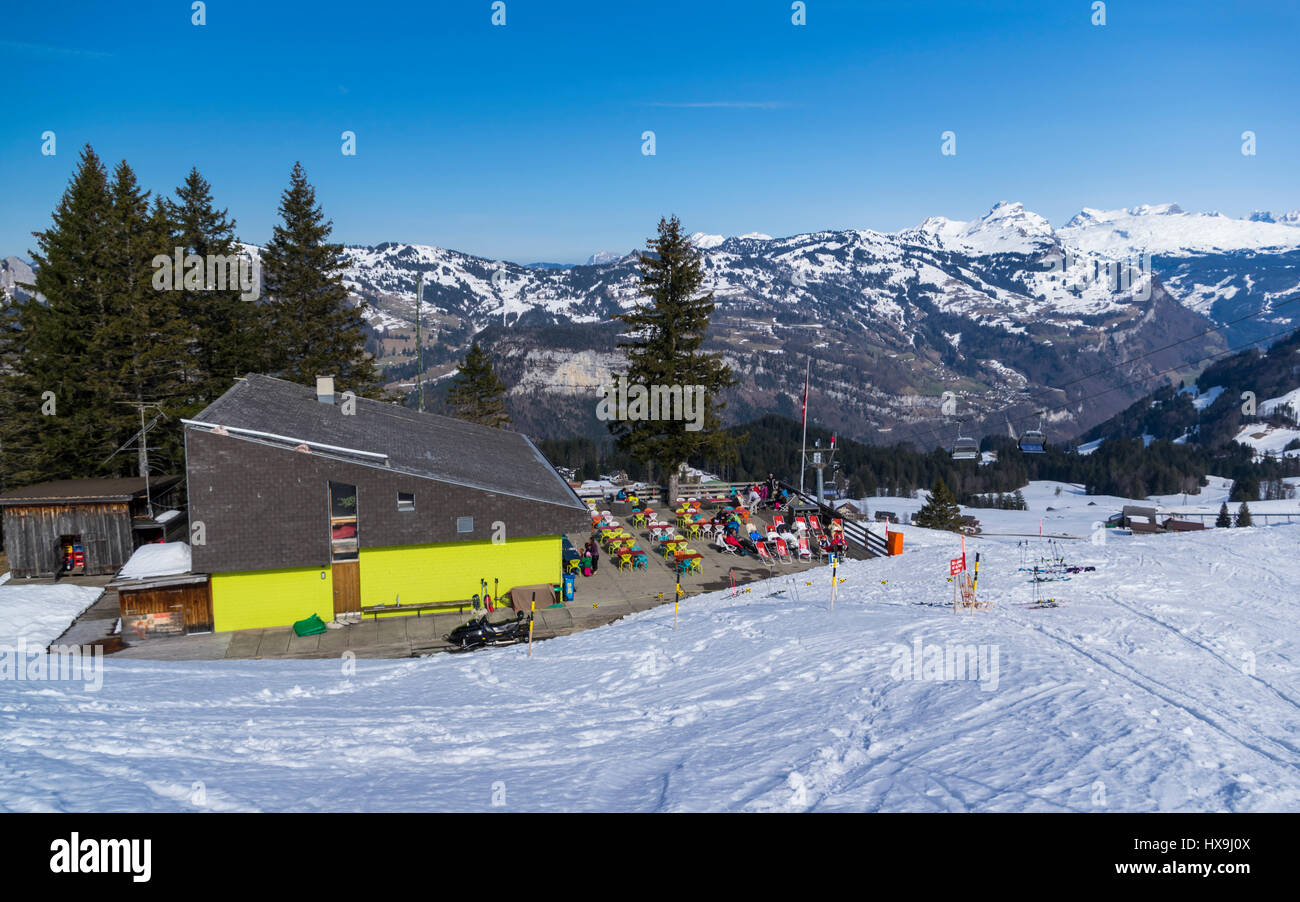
[188,374,585,511]
[0,476,182,505]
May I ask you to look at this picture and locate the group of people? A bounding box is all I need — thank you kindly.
[579,538,601,574]
[737,475,791,512]
[711,512,846,558]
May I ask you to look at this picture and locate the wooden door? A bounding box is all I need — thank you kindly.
[332,561,361,615]
[184,583,214,633]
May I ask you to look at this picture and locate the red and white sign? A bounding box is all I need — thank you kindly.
[949,557,966,576]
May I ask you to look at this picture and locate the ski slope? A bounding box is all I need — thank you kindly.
[1,487,1298,812]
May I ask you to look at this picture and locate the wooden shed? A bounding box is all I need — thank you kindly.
[0,477,183,578]
[109,542,212,639]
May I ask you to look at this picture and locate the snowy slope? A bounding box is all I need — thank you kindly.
[2,492,1298,812]
[0,584,104,648]
[1234,423,1300,458]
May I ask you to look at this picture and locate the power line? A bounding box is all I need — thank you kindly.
[879,292,1300,453]
[893,320,1300,455]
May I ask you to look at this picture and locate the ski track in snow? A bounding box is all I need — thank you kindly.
[1,483,1298,812]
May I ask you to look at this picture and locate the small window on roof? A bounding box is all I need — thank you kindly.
[456,516,474,534]
[398,492,415,512]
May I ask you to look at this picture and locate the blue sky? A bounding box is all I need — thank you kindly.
[2,0,1297,263]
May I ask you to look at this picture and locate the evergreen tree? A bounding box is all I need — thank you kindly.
[1235,501,1253,528]
[1215,502,1232,528]
[609,216,737,478]
[95,166,194,476]
[445,341,510,428]
[261,162,379,395]
[0,146,115,484]
[1229,475,1259,502]
[0,149,194,483]
[914,477,962,530]
[166,167,262,407]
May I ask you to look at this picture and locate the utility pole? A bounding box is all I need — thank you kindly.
[415,273,425,413]
[106,402,168,518]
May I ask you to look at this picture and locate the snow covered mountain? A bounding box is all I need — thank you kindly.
[336,201,1253,440]
[1059,203,1300,257]
[8,202,1298,443]
[0,256,38,305]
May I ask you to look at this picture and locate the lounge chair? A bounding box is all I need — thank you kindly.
[773,537,794,564]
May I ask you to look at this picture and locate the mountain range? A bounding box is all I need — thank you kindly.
[7,202,1300,445]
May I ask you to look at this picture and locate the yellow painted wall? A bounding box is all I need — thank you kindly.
[211,566,334,633]
[207,536,562,630]
[360,535,561,615]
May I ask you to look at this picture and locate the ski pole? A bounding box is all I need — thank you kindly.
[528,597,535,657]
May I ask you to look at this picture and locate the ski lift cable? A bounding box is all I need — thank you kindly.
[876,288,1300,453]
[889,317,1300,455]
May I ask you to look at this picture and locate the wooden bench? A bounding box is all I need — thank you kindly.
[360,599,475,620]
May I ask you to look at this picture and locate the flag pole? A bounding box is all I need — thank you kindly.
[799,357,810,494]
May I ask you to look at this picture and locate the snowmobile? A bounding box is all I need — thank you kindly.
[444,610,531,651]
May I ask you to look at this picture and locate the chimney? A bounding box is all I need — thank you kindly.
[316,375,335,405]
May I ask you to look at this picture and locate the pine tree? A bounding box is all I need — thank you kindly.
[0,149,195,484]
[166,167,263,407]
[609,216,737,478]
[445,341,510,428]
[261,162,379,395]
[914,477,962,530]
[1215,502,1232,528]
[95,165,195,476]
[1235,501,1253,528]
[0,145,115,484]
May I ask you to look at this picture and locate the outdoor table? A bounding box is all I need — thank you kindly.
[676,552,703,572]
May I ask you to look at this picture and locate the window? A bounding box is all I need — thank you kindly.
[397,492,415,512]
[456,516,474,534]
[329,482,359,561]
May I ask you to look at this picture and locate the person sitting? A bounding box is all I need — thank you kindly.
[723,533,745,555]
[779,528,799,548]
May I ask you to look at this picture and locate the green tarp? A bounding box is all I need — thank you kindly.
[293,613,328,637]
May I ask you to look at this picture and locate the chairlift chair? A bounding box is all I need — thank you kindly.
[1018,413,1046,454]
[1018,429,1046,454]
[950,435,979,461]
